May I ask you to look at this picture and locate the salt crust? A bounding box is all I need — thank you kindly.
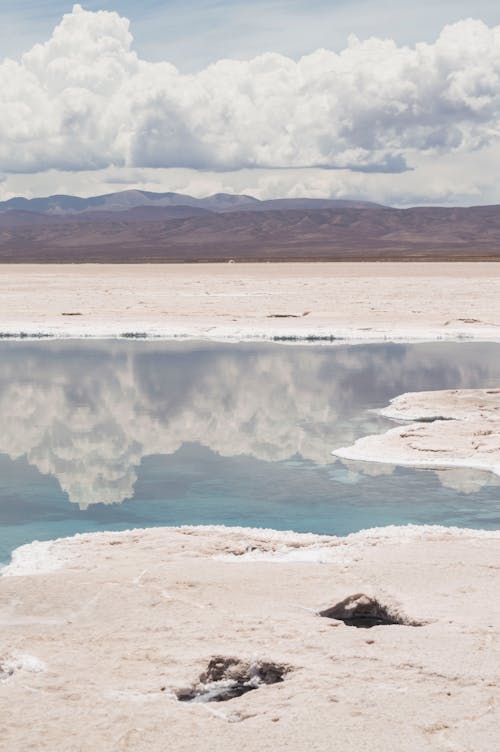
[1,652,46,677]
[3,523,499,576]
[1,523,499,751]
[333,388,500,477]
[1,262,500,343]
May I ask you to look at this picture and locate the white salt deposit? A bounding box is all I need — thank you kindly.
[1,540,65,577]
[1,653,46,681]
[1,262,500,343]
[1,524,498,750]
[333,389,500,478]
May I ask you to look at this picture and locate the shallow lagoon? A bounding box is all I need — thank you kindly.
[1,340,499,562]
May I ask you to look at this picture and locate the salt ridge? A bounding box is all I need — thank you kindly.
[333,388,500,478]
[3,523,499,577]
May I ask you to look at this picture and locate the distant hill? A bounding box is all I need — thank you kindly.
[0,190,498,261]
[0,190,382,216]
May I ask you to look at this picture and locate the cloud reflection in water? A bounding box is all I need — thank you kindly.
[0,341,499,507]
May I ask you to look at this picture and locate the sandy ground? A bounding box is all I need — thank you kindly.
[1,262,500,341]
[333,388,500,477]
[1,524,499,752]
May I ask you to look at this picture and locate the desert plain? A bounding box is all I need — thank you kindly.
[1,261,500,341]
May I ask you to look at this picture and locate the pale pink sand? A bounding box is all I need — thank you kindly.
[1,262,500,341]
[1,524,499,751]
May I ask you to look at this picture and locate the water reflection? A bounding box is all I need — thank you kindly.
[0,341,499,508]
[337,458,500,496]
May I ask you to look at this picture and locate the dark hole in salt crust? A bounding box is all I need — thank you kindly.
[319,593,422,628]
[0,664,14,681]
[413,416,456,423]
[177,656,289,703]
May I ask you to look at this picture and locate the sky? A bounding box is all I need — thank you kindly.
[1,1,500,205]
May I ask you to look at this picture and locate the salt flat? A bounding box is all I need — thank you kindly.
[2,263,500,751]
[1,524,499,751]
[1,262,500,341]
[334,388,500,478]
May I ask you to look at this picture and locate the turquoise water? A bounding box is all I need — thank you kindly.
[1,340,499,562]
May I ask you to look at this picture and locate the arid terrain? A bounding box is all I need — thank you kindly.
[1,191,500,261]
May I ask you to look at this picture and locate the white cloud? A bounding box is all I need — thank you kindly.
[2,5,500,177]
[1,149,498,207]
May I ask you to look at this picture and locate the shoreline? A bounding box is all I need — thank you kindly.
[3,522,500,576]
[2,331,499,343]
[333,388,500,479]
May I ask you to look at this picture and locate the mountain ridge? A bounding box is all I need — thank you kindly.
[0,190,384,216]
[0,200,499,262]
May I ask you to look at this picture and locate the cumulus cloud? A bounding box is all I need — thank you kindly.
[1,149,498,207]
[2,5,500,175]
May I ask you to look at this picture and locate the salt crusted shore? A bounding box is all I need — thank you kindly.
[333,388,500,478]
[1,524,499,751]
[1,262,500,342]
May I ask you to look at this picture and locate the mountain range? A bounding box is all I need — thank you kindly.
[0,190,381,215]
[0,190,498,262]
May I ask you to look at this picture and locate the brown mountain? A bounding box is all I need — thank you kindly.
[0,194,499,262]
